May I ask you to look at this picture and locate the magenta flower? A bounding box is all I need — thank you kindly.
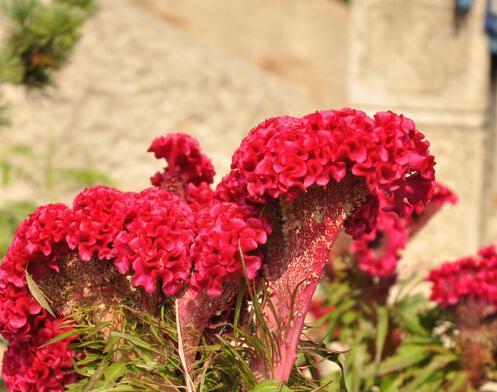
[221,108,436,380]
[0,185,196,389]
[148,132,215,192]
[427,244,497,308]
[350,182,457,278]
[2,319,77,392]
[148,133,271,371]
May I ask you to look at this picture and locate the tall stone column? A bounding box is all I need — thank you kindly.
[348,0,490,272]
[484,90,497,244]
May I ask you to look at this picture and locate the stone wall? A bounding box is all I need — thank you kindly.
[0,0,315,206]
[349,0,489,127]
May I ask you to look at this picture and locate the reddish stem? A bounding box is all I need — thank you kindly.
[177,283,240,372]
[255,178,367,381]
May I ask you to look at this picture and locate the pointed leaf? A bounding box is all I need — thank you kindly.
[25,268,56,317]
[375,306,388,370]
[102,362,127,386]
[250,380,293,392]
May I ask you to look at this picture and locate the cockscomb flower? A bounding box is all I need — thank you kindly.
[2,319,77,392]
[0,184,197,390]
[0,204,70,339]
[185,182,215,211]
[350,209,409,277]
[227,109,434,216]
[220,108,436,380]
[147,133,272,373]
[427,244,497,308]
[427,245,497,388]
[350,182,457,278]
[0,185,194,342]
[113,187,195,295]
[191,201,269,296]
[66,186,131,262]
[408,181,458,236]
[177,198,270,373]
[148,133,216,192]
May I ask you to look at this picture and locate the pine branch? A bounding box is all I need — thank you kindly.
[0,0,95,88]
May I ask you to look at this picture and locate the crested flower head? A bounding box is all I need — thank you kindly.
[113,187,195,295]
[0,186,195,341]
[66,186,132,262]
[221,109,436,237]
[0,204,70,339]
[190,200,270,296]
[148,133,215,188]
[349,182,457,278]
[427,244,497,307]
[2,319,77,392]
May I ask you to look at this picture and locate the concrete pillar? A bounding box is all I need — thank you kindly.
[348,0,490,272]
[483,90,497,244]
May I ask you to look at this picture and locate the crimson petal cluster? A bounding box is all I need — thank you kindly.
[148,133,271,295]
[221,108,436,381]
[222,109,435,233]
[427,244,497,307]
[350,182,457,277]
[2,319,77,392]
[149,132,215,188]
[191,201,269,296]
[0,186,195,391]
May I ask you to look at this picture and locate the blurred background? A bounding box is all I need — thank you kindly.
[0,0,497,384]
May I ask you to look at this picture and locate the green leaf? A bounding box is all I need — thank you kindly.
[374,306,388,371]
[446,371,469,392]
[403,354,457,392]
[0,47,24,83]
[109,332,162,355]
[250,380,293,392]
[367,344,432,377]
[42,328,80,347]
[347,343,367,392]
[395,296,430,337]
[25,268,55,317]
[102,362,127,386]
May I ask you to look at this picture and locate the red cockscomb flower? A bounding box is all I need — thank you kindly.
[148,133,215,188]
[221,108,436,381]
[113,187,195,295]
[0,204,70,339]
[0,184,197,391]
[350,182,457,278]
[427,244,497,307]
[191,200,269,296]
[2,319,77,392]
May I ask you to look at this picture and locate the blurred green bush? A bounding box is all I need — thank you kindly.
[0,0,95,88]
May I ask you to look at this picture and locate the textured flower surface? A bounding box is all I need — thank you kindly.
[0,185,195,391]
[221,109,436,380]
[148,133,270,295]
[2,320,77,392]
[0,204,70,339]
[149,133,215,187]
[351,209,409,277]
[113,187,195,295]
[427,244,497,307]
[191,200,269,296]
[222,109,435,236]
[66,186,131,262]
[350,182,457,277]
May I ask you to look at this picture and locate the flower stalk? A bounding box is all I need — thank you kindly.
[255,178,367,380]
